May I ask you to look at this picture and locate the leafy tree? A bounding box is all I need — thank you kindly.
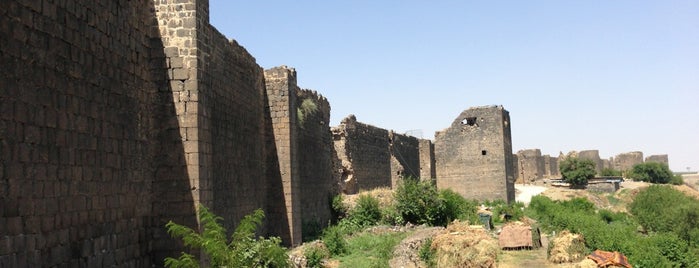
[559,157,596,186]
[164,206,289,268]
[628,162,675,184]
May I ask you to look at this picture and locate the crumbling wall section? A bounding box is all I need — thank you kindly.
[613,151,644,171]
[543,155,559,178]
[419,139,436,180]
[434,106,515,202]
[332,116,391,193]
[645,154,669,165]
[0,0,160,266]
[389,132,420,186]
[515,149,544,183]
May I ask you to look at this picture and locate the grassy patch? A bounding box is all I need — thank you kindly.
[336,231,408,268]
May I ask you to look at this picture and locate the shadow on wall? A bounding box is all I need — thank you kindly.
[149,26,198,266]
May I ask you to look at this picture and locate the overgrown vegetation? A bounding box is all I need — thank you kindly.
[297,98,318,126]
[335,231,408,268]
[418,238,437,267]
[628,162,683,185]
[164,206,289,268]
[600,168,622,177]
[559,157,596,186]
[526,187,699,267]
[483,199,525,224]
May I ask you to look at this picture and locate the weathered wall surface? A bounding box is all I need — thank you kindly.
[578,150,603,174]
[295,89,334,238]
[419,139,436,179]
[264,66,301,244]
[435,106,515,202]
[264,66,335,244]
[645,154,669,165]
[0,0,161,266]
[515,149,544,183]
[389,132,420,186]
[332,116,391,193]
[613,151,644,171]
[543,155,559,178]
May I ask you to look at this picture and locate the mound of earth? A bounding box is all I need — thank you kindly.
[388,226,444,268]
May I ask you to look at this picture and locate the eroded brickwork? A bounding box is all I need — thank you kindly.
[578,150,603,174]
[0,0,159,266]
[296,89,334,239]
[434,106,515,202]
[613,151,644,171]
[645,154,669,165]
[515,149,544,183]
[389,132,420,186]
[419,139,436,180]
[543,155,559,178]
[264,66,334,245]
[332,116,391,193]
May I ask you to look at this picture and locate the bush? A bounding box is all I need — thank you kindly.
[322,225,347,256]
[559,157,596,186]
[600,168,622,177]
[394,177,446,226]
[164,206,289,268]
[418,238,436,267]
[304,245,329,268]
[439,189,479,224]
[347,194,382,227]
[483,199,524,223]
[331,194,348,222]
[627,162,674,184]
[629,185,699,245]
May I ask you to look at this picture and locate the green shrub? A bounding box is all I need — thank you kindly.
[164,206,289,268]
[600,168,622,177]
[394,177,446,226]
[418,238,436,267]
[336,231,408,268]
[439,188,479,224]
[483,199,524,223]
[627,162,674,184]
[322,225,347,256]
[331,194,348,222]
[559,157,596,186]
[669,174,684,185]
[304,245,329,268]
[348,194,382,227]
[629,185,699,245]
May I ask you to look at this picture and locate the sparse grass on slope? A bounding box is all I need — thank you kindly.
[336,231,408,268]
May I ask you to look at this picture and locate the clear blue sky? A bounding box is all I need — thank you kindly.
[209,1,698,172]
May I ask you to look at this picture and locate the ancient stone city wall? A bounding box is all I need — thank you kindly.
[0,0,159,266]
[419,139,436,179]
[434,106,515,202]
[331,116,425,194]
[613,151,644,171]
[645,154,669,165]
[515,149,544,183]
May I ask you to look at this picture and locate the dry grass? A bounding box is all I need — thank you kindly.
[342,187,394,210]
[431,220,499,268]
[548,230,586,264]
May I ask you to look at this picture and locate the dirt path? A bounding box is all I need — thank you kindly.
[515,184,548,205]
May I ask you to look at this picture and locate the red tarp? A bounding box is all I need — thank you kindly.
[586,250,632,268]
